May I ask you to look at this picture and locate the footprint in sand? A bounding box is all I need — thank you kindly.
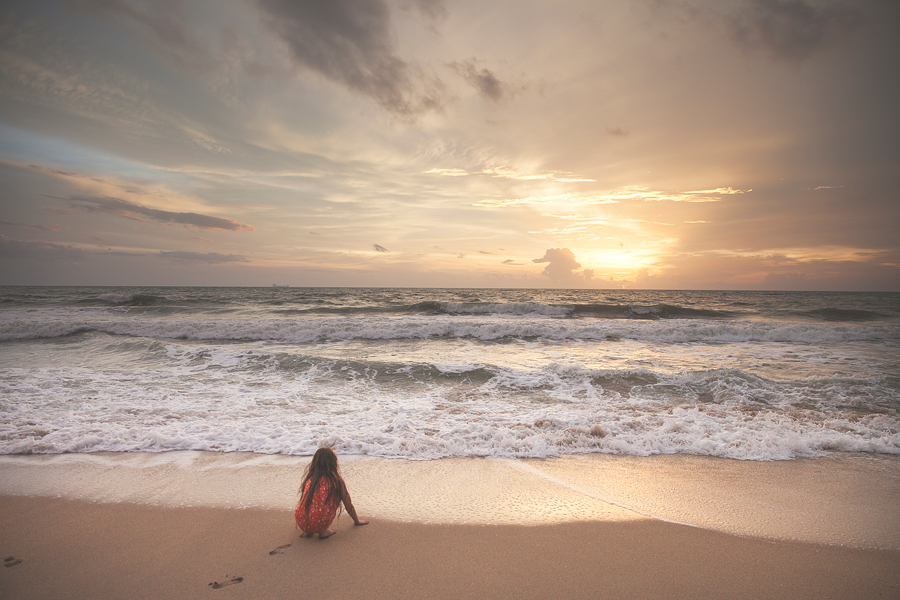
[4,556,23,568]
[268,543,292,555]
[209,577,243,589]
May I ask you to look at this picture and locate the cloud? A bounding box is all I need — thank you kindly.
[424,168,469,177]
[0,235,86,261]
[425,166,593,182]
[683,187,747,195]
[0,220,67,232]
[450,58,513,102]
[729,0,862,60]
[629,268,657,289]
[68,0,216,72]
[476,185,747,207]
[157,251,248,263]
[532,248,593,286]
[258,0,445,115]
[61,195,255,231]
[399,0,446,20]
[373,243,388,252]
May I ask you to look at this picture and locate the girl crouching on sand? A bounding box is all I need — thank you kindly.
[295,447,368,539]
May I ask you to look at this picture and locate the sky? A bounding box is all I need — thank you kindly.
[0,0,898,290]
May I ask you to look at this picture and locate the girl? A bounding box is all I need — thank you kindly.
[295,447,368,539]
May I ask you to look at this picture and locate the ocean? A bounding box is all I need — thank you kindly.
[1,286,898,461]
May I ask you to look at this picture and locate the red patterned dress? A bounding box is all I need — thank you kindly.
[295,478,341,534]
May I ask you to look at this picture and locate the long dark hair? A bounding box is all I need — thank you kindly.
[298,447,346,515]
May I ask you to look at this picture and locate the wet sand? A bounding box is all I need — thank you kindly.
[2,452,898,547]
[1,495,898,600]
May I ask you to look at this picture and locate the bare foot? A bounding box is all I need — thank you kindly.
[302,532,314,538]
[355,520,370,526]
[318,530,336,539]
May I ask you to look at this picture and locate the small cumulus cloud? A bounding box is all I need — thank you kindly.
[729,0,862,61]
[157,251,248,263]
[629,268,656,288]
[532,248,594,286]
[60,195,255,231]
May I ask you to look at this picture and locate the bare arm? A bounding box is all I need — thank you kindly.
[341,488,369,526]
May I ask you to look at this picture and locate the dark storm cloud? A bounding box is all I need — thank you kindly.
[0,235,85,260]
[62,195,255,232]
[450,58,509,102]
[729,0,862,60]
[258,0,445,115]
[157,250,248,263]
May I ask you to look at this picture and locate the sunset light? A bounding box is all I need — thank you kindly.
[0,0,896,290]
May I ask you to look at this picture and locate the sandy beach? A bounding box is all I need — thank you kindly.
[1,452,899,599]
[2,495,898,600]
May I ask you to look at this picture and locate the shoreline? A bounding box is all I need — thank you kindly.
[2,495,898,600]
[1,451,898,549]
